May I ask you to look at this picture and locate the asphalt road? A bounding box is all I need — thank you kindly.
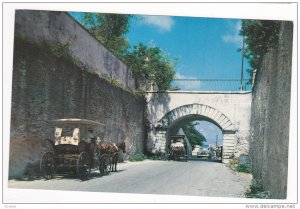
[8,159,252,198]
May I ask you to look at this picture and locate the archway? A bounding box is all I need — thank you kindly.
[152,104,236,163]
[166,117,223,160]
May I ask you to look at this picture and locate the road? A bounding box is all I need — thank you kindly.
[8,159,252,198]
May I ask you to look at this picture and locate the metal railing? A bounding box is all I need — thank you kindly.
[170,78,252,92]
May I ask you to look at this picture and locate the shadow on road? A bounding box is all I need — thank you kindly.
[166,158,222,163]
[11,168,127,182]
[188,158,222,163]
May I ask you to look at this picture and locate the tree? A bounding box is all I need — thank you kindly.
[182,122,206,148]
[82,13,132,58]
[80,13,177,91]
[124,43,176,91]
[239,20,280,77]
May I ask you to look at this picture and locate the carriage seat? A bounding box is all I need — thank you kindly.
[55,127,79,146]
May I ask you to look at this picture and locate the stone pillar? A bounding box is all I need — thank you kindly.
[154,130,167,153]
[178,128,192,158]
[222,131,236,163]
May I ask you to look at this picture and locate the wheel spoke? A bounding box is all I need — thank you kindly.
[40,152,55,180]
[99,154,111,174]
[77,152,90,180]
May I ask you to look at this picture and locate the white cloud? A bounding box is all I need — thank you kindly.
[175,72,197,79]
[222,34,242,44]
[174,72,201,90]
[139,15,175,32]
[221,21,243,46]
[195,122,223,145]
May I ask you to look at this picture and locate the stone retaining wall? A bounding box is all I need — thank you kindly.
[249,21,293,199]
[14,10,135,88]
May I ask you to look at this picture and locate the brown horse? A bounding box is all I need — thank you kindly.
[98,142,126,172]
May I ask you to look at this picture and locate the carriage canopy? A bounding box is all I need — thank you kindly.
[52,118,105,146]
[170,135,185,144]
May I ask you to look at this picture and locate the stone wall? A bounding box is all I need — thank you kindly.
[249,21,293,199]
[9,11,146,178]
[14,10,135,88]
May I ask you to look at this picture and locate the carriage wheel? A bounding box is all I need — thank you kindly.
[99,154,111,174]
[40,152,55,180]
[76,152,90,180]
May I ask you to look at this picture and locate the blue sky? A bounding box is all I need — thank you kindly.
[195,121,222,146]
[69,12,250,145]
[127,15,249,80]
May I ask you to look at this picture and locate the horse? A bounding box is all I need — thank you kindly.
[98,142,126,172]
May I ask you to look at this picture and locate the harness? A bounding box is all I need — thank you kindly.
[111,143,119,152]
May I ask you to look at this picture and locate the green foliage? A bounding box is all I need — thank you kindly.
[49,41,70,59]
[240,20,281,77]
[124,43,177,91]
[182,122,206,148]
[107,76,123,88]
[14,34,86,70]
[245,179,270,199]
[236,163,252,173]
[146,151,166,160]
[129,88,145,97]
[82,13,132,58]
[129,153,145,161]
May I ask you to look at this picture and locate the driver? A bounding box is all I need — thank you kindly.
[88,129,97,166]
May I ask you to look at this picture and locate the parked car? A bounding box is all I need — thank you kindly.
[197,149,210,158]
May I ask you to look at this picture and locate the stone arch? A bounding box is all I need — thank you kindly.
[156,104,235,131]
[152,104,236,163]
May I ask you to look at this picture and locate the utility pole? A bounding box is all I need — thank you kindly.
[240,35,245,91]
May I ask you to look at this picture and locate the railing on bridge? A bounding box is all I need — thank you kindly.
[170,79,252,92]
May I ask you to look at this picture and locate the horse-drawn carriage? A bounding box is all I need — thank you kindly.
[168,135,188,162]
[40,118,125,180]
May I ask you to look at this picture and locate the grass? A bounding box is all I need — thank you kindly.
[146,152,166,160]
[129,88,145,97]
[107,76,123,88]
[227,159,252,174]
[236,163,252,173]
[245,179,270,199]
[128,153,145,161]
[129,152,167,161]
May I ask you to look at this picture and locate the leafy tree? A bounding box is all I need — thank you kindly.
[124,43,176,91]
[239,20,280,77]
[82,13,132,58]
[182,122,206,148]
[79,13,177,91]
